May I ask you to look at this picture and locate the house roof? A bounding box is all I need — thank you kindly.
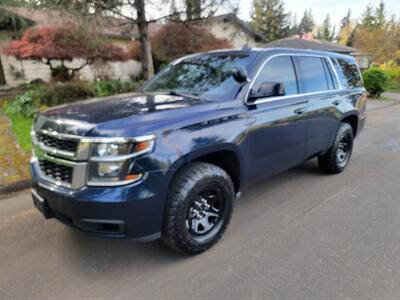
[0,6,73,27]
[89,16,161,39]
[196,13,267,42]
[0,6,160,39]
[264,37,357,54]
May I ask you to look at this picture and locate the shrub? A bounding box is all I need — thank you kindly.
[50,65,71,82]
[4,79,142,118]
[129,22,232,71]
[362,68,391,98]
[91,79,141,97]
[152,23,231,70]
[41,81,94,106]
[91,80,124,97]
[128,41,141,61]
[380,62,400,79]
[4,89,41,118]
[4,81,93,117]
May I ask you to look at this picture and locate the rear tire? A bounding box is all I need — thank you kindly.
[318,123,354,174]
[162,162,234,255]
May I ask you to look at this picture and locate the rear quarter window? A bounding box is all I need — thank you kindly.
[332,58,363,89]
[297,56,332,93]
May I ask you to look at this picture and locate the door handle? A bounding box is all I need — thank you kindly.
[294,107,306,115]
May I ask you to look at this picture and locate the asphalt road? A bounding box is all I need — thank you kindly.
[1,100,399,300]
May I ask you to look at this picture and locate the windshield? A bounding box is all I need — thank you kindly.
[141,53,255,101]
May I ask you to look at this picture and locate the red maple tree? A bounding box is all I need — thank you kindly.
[4,23,129,80]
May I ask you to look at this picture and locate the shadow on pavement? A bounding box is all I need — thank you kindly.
[58,159,323,271]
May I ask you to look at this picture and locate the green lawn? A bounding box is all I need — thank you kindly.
[6,113,33,152]
[0,111,31,186]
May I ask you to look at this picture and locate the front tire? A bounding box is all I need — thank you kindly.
[162,162,234,255]
[318,123,354,174]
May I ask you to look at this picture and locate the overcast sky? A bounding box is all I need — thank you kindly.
[237,0,400,26]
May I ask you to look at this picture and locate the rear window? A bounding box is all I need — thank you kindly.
[332,58,363,89]
[297,56,333,93]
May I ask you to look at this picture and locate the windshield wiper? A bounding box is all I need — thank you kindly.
[167,90,201,100]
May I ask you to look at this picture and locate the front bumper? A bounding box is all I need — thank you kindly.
[30,161,167,240]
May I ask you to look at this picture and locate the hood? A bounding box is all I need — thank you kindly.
[38,92,219,137]
[44,92,209,123]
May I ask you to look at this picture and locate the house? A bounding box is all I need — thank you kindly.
[0,6,148,87]
[193,13,266,49]
[0,6,265,87]
[146,13,266,49]
[264,36,369,69]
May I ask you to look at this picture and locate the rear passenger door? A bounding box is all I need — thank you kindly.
[295,56,342,157]
[242,55,309,182]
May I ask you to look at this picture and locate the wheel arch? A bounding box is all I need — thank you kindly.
[340,112,359,137]
[165,144,245,194]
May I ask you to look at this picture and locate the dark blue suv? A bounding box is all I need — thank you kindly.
[30,48,367,254]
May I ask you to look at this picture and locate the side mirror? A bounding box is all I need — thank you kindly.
[231,66,250,83]
[249,82,285,100]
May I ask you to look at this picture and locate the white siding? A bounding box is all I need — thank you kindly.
[0,54,142,87]
[203,21,260,49]
[1,55,51,86]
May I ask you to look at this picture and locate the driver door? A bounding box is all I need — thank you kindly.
[242,55,309,182]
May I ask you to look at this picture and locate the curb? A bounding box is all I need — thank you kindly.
[368,98,400,112]
[0,180,31,198]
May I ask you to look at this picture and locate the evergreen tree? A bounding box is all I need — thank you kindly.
[360,3,375,28]
[186,0,201,20]
[287,12,299,36]
[317,14,335,41]
[340,9,352,30]
[346,24,357,47]
[337,10,356,46]
[375,0,386,28]
[251,0,290,42]
[298,9,315,35]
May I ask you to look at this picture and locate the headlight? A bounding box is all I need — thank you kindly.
[87,135,155,186]
[92,139,154,158]
[94,143,131,157]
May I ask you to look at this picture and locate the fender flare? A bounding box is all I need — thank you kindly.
[339,110,359,122]
[161,143,246,195]
[339,111,359,135]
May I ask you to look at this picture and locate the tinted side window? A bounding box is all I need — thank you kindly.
[254,56,298,96]
[336,58,363,88]
[331,59,348,88]
[298,57,331,93]
[322,58,338,90]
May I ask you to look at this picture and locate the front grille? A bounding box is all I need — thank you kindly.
[39,159,73,184]
[37,132,79,153]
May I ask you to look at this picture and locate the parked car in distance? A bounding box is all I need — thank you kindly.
[30,47,367,254]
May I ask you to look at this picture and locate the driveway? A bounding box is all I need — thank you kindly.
[0,100,399,299]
